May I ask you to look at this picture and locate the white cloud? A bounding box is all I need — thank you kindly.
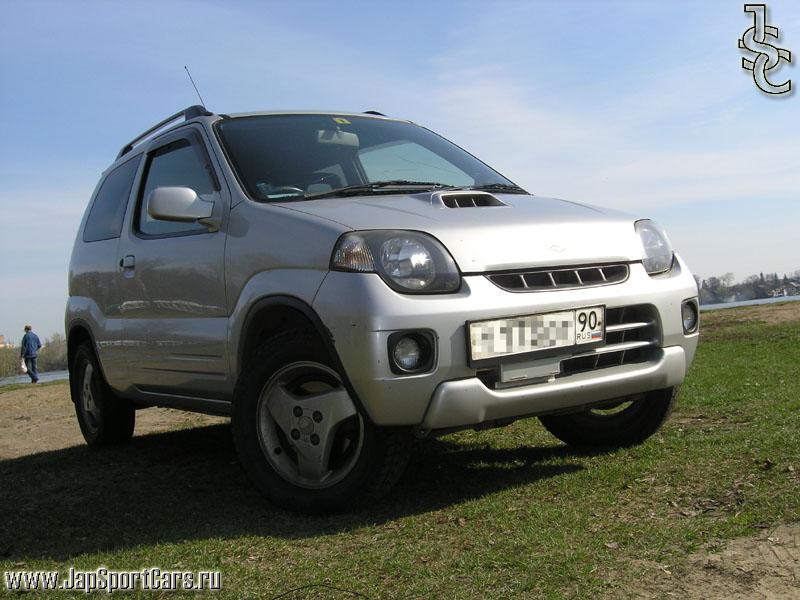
[412,78,798,210]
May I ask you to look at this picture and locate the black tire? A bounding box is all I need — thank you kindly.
[232,330,411,514]
[71,342,135,446]
[539,387,678,448]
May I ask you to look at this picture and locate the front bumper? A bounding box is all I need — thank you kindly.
[421,346,685,429]
[313,255,699,427]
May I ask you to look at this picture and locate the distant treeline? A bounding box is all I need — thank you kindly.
[0,333,68,378]
[697,270,800,305]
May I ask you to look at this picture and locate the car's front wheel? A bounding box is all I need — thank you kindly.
[71,342,135,446]
[232,331,412,514]
[538,387,678,448]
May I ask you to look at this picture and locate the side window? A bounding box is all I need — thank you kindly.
[138,139,215,236]
[358,141,474,187]
[83,155,141,242]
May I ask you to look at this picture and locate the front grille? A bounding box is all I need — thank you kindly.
[559,305,659,376]
[488,263,629,292]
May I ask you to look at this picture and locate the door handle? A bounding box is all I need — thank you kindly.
[120,255,135,269]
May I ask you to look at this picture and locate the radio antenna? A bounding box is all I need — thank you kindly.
[184,65,207,107]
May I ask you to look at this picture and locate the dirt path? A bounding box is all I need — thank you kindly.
[636,523,800,599]
[0,382,225,460]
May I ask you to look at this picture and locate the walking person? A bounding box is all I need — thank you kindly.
[20,325,42,384]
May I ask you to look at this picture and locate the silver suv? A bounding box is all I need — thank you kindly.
[67,106,699,513]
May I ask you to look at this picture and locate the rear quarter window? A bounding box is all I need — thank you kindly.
[83,155,142,242]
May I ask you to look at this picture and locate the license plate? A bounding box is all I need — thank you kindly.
[468,306,605,363]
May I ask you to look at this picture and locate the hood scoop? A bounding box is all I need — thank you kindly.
[433,191,507,208]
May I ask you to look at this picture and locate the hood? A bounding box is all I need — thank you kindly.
[276,193,643,273]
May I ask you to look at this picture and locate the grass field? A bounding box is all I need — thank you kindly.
[1,304,798,598]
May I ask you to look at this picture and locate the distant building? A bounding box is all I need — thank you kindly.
[770,282,800,297]
[0,334,14,348]
[783,282,800,296]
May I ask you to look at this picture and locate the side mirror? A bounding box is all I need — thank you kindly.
[147,187,219,231]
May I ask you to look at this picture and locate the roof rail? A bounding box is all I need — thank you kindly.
[117,105,213,159]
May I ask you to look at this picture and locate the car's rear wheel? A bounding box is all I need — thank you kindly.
[232,330,411,514]
[71,342,135,446]
[538,387,678,448]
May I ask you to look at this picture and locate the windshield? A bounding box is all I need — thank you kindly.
[215,114,516,201]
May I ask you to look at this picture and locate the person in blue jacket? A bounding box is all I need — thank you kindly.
[20,325,42,384]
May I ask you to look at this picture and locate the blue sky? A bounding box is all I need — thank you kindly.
[1,0,798,340]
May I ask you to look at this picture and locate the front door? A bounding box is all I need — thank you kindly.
[116,126,231,399]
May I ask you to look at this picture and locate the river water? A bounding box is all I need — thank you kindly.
[700,296,800,311]
[0,370,70,387]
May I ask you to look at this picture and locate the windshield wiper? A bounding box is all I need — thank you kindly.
[463,183,529,194]
[302,180,452,200]
[271,180,528,202]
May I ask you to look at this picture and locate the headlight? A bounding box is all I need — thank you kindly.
[381,237,435,290]
[635,219,674,275]
[332,230,461,294]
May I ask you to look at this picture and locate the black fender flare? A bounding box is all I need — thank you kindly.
[236,295,371,421]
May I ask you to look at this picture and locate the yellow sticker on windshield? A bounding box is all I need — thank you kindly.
[332,117,351,125]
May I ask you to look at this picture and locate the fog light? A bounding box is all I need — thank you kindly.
[681,300,698,334]
[393,336,421,371]
[388,331,435,375]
